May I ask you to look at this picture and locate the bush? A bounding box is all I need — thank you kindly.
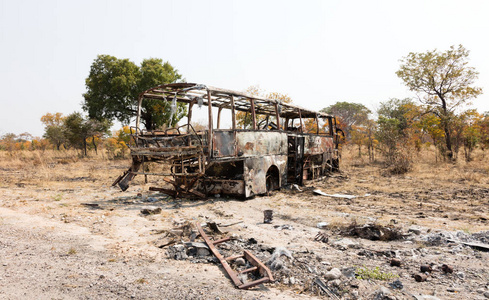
[385,149,412,175]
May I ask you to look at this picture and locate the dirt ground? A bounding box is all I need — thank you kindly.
[1,148,489,299]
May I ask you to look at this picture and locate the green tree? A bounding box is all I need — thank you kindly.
[64,112,111,156]
[418,113,445,161]
[376,98,419,152]
[377,98,414,135]
[83,55,186,130]
[375,99,423,173]
[86,118,112,154]
[321,102,371,139]
[396,45,482,160]
[376,117,401,157]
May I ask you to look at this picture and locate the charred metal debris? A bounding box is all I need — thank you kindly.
[154,218,489,296]
[159,221,274,289]
[196,223,274,289]
[113,83,342,198]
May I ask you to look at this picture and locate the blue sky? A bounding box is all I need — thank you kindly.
[1,0,488,137]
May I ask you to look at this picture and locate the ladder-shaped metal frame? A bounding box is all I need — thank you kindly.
[196,223,274,289]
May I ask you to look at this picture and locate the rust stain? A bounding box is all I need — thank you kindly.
[244,142,254,150]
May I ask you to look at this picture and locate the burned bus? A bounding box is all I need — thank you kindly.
[113,83,342,198]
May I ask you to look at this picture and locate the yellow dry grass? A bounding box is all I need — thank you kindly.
[309,145,489,232]
[0,150,131,187]
[0,146,488,233]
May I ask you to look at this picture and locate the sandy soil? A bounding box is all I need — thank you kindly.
[1,151,489,299]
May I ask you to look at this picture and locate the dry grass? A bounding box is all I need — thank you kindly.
[0,150,135,188]
[323,145,489,232]
[341,145,489,186]
[1,146,488,234]
[67,247,77,255]
[3,145,484,188]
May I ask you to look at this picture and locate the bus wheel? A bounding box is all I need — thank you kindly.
[266,166,280,194]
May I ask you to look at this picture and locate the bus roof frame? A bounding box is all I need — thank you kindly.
[137,82,334,120]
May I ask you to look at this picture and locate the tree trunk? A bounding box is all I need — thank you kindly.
[439,96,454,161]
[141,112,153,131]
[463,142,469,162]
[92,136,98,154]
[443,122,453,160]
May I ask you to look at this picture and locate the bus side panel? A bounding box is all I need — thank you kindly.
[212,130,236,157]
[236,131,287,157]
[305,135,336,163]
[243,155,287,198]
[304,135,334,156]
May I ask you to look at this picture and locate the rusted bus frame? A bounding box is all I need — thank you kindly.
[117,83,340,197]
[135,83,334,123]
[134,83,336,156]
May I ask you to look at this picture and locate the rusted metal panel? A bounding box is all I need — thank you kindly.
[236,131,287,157]
[212,130,236,157]
[304,135,334,155]
[287,135,304,185]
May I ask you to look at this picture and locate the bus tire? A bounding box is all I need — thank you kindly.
[266,166,280,193]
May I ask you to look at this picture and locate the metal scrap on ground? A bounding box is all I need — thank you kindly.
[314,232,329,243]
[313,189,371,199]
[447,239,489,252]
[196,223,274,289]
[313,189,357,199]
[342,222,405,241]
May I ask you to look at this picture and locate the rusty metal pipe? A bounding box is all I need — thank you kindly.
[414,274,428,282]
[231,95,236,130]
[274,103,281,130]
[187,102,193,126]
[390,258,401,267]
[207,90,213,157]
[250,98,257,130]
[442,264,453,273]
[420,265,433,273]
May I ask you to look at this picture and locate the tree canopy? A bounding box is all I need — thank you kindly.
[83,55,186,130]
[396,45,481,111]
[41,112,66,150]
[377,98,414,136]
[321,102,371,139]
[396,45,483,159]
[64,112,111,156]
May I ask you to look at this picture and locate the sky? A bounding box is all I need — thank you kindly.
[1,0,488,137]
